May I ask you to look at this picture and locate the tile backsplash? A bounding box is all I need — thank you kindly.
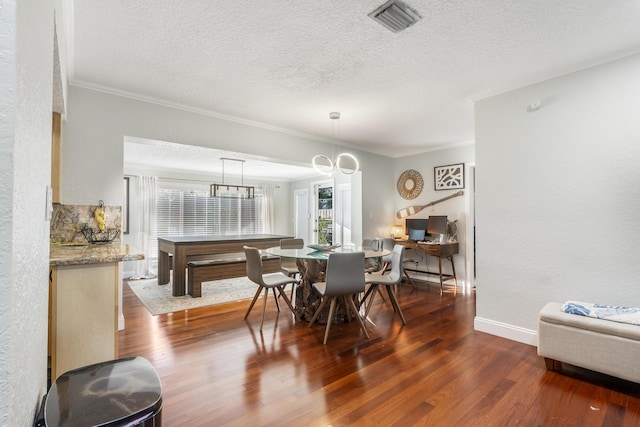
[50,203,122,243]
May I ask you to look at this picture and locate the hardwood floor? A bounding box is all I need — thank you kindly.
[119,279,640,426]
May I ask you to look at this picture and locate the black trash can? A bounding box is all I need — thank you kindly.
[44,356,162,426]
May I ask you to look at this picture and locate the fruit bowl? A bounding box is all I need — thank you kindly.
[81,225,120,244]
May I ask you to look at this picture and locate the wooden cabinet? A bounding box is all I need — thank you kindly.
[49,263,119,381]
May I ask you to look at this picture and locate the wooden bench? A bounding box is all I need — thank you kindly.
[187,251,281,297]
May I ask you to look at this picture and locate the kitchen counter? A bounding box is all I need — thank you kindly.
[49,241,144,380]
[50,242,144,266]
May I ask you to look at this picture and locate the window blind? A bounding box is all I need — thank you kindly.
[148,182,264,263]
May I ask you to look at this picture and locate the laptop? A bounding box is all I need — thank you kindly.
[407,228,426,242]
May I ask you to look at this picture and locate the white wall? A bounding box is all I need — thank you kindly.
[475,53,640,345]
[0,1,54,424]
[62,85,395,240]
[394,144,476,286]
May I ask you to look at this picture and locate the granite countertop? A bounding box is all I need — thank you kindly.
[50,242,145,266]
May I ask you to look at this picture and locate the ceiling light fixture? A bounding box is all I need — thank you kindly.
[210,157,255,199]
[368,0,422,33]
[312,112,359,176]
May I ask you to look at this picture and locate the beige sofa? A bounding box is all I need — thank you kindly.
[537,302,640,383]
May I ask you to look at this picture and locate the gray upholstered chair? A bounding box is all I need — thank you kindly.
[308,252,369,344]
[362,244,407,325]
[243,246,298,331]
[362,239,381,273]
[280,237,303,278]
[377,236,415,287]
[363,238,386,303]
[375,237,395,272]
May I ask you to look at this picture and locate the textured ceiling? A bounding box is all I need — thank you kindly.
[66,1,640,158]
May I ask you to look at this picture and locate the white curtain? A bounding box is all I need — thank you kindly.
[261,185,275,234]
[132,176,157,279]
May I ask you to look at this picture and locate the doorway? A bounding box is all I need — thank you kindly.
[313,181,333,244]
[294,189,309,243]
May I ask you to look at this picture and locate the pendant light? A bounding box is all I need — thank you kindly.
[312,112,359,176]
[210,158,255,199]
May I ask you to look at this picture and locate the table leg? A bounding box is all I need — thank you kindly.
[294,259,325,321]
[158,249,170,285]
[437,256,444,294]
[172,249,187,297]
[448,255,458,294]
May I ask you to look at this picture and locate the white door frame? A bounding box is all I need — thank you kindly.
[465,163,476,289]
[311,179,334,244]
[294,188,309,243]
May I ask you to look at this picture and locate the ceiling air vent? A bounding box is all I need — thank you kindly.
[368,0,421,33]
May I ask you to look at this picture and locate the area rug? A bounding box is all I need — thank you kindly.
[127,277,258,315]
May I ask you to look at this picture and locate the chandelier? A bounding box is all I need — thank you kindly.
[210,158,255,199]
[312,112,359,176]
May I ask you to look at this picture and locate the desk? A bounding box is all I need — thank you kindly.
[396,240,458,293]
[265,246,390,321]
[158,234,292,296]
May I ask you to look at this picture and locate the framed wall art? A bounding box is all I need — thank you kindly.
[434,163,465,190]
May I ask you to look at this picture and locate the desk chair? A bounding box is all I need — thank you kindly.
[243,246,298,331]
[279,238,303,298]
[362,244,407,325]
[378,237,416,288]
[308,252,370,344]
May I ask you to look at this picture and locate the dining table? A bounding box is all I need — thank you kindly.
[265,245,390,322]
[158,234,292,296]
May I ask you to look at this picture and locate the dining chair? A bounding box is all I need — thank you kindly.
[363,238,386,303]
[308,252,370,344]
[362,239,381,273]
[243,246,298,331]
[362,244,407,325]
[377,236,415,287]
[279,238,304,299]
[376,237,395,272]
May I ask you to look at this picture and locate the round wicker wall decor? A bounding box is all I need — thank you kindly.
[397,169,424,200]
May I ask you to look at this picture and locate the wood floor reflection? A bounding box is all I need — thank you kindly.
[119,279,640,426]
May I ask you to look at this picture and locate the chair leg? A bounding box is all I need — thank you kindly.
[244,285,264,319]
[345,295,370,339]
[364,284,379,319]
[276,286,295,314]
[272,288,280,312]
[403,269,416,288]
[309,296,329,327]
[278,279,297,301]
[260,287,269,331]
[359,285,376,308]
[386,286,407,325]
[289,281,296,301]
[323,298,338,344]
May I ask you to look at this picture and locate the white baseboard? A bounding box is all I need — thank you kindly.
[474,316,538,347]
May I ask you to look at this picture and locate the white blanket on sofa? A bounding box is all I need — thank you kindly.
[563,301,640,326]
